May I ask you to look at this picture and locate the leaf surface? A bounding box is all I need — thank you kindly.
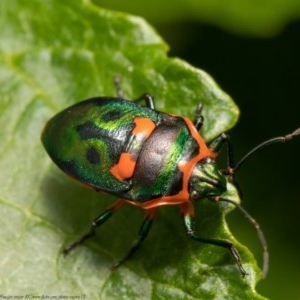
[0,1,265,299]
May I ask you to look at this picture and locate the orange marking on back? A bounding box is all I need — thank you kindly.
[110,152,136,180]
[132,117,156,137]
[110,117,156,181]
[126,116,217,209]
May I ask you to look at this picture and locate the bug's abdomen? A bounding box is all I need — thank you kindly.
[42,97,160,194]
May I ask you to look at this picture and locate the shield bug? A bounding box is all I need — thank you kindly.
[41,78,300,277]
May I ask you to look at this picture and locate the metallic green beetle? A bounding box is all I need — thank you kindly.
[42,88,300,277]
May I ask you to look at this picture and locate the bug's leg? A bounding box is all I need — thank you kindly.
[113,75,125,99]
[208,133,235,172]
[133,93,155,109]
[111,207,157,270]
[63,199,126,255]
[193,103,204,131]
[180,202,247,276]
[113,74,155,109]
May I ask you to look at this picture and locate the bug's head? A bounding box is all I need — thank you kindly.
[189,157,227,201]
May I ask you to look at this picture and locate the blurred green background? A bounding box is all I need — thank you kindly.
[96,1,300,299]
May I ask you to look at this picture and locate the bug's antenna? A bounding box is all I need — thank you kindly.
[218,197,269,278]
[234,127,300,173]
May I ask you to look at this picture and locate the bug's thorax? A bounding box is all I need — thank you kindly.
[189,157,227,201]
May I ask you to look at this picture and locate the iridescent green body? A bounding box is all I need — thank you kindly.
[43,93,294,276]
[43,98,155,194]
[42,97,207,204]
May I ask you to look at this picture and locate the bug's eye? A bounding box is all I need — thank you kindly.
[190,190,200,201]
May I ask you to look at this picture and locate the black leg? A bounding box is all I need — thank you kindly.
[113,75,155,109]
[111,207,157,270]
[180,202,247,276]
[208,133,235,175]
[63,199,126,255]
[193,103,204,131]
[134,93,155,109]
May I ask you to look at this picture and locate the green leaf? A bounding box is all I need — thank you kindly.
[0,1,265,299]
[95,0,300,37]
